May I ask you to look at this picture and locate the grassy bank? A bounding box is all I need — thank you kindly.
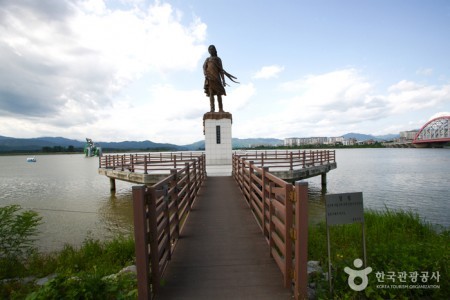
[308,209,449,299]
[0,236,137,299]
[1,207,448,299]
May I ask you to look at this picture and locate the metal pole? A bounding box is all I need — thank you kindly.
[362,222,367,268]
[327,225,333,297]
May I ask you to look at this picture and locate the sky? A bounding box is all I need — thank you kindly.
[1,0,449,145]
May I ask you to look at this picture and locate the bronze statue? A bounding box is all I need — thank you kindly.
[203,45,238,112]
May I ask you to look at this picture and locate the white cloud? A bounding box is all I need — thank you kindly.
[226,83,256,112]
[0,0,207,125]
[241,69,450,138]
[253,65,284,79]
[428,111,450,120]
[416,68,433,76]
[385,80,450,113]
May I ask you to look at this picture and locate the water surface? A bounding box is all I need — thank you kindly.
[0,149,448,252]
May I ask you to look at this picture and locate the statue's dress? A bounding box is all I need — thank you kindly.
[203,56,226,97]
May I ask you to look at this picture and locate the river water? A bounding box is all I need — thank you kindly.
[0,149,448,252]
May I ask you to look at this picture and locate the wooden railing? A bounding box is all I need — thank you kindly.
[233,149,335,170]
[99,152,204,173]
[132,154,206,300]
[232,153,309,300]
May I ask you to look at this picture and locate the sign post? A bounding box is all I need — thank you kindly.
[325,192,366,296]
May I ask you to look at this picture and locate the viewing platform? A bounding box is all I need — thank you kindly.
[98,149,336,190]
[233,150,336,183]
[96,149,337,299]
[98,152,205,191]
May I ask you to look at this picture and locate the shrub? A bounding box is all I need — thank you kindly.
[308,209,449,299]
[0,205,42,279]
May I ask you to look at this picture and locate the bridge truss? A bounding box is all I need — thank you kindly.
[413,116,450,145]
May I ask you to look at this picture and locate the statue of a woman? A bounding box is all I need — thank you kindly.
[203,45,238,112]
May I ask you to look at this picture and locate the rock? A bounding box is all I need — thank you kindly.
[36,273,57,286]
[307,286,316,300]
[307,260,323,276]
[102,265,137,282]
[118,265,136,275]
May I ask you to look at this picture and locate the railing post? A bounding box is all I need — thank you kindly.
[269,182,274,257]
[302,151,306,168]
[249,161,254,206]
[144,155,148,174]
[262,166,269,239]
[289,152,293,171]
[174,155,177,169]
[284,184,293,288]
[163,183,171,261]
[147,187,160,295]
[203,154,207,178]
[170,169,180,240]
[121,155,125,171]
[185,162,192,207]
[132,186,151,300]
[198,155,203,180]
[294,181,309,300]
[239,156,243,184]
[192,160,198,193]
[234,155,238,183]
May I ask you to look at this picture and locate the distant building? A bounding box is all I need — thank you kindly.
[327,136,344,144]
[343,138,357,146]
[284,136,346,146]
[399,130,418,141]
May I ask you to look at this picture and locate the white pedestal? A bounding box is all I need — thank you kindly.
[204,112,232,165]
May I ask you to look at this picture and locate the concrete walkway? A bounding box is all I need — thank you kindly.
[156,176,292,300]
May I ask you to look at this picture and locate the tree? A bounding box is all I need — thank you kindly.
[0,205,42,260]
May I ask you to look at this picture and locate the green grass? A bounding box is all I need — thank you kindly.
[2,206,448,299]
[0,236,137,299]
[308,209,449,299]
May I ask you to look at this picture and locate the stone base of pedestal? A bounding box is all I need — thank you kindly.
[203,112,232,165]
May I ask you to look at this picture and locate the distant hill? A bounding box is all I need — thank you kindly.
[374,134,400,141]
[0,133,398,152]
[0,136,84,152]
[99,140,182,151]
[0,136,182,152]
[182,138,284,150]
[342,133,399,141]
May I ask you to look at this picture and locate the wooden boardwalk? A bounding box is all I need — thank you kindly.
[156,176,292,300]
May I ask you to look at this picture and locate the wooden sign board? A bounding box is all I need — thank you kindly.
[325,192,366,296]
[326,192,364,225]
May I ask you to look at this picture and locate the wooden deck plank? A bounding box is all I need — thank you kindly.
[157,176,292,300]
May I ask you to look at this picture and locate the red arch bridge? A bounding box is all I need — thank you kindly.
[413,115,450,147]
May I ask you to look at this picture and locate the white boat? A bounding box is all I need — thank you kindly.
[27,157,37,162]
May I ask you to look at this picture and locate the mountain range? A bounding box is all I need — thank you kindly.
[0,133,398,152]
